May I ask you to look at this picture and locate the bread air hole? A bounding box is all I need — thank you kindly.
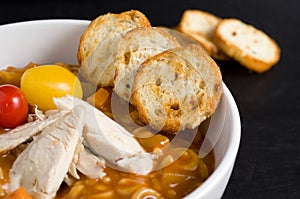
[199,81,206,89]
[174,72,179,80]
[155,78,162,86]
[154,108,163,116]
[124,52,131,65]
[170,103,179,111]
[231,31,237,36]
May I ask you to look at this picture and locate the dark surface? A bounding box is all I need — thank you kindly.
[1,0,299,198]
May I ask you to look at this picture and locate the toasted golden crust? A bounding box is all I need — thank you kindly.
[177,9,229,60]
[178,9,221,39]
[77,10,151,86]
[113,27,181,102]
[132,44,222,134]
[78,10,151,64]
[182,31,230,60]
[213,18,281,73]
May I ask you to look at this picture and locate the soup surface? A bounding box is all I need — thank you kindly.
[0,63,215,199]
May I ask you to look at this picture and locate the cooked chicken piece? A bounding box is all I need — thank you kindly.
[27,105,47,122]
[76,145,106,179]
[0,110,69,153]
[68,140,83,179]
[9,106,85,199]
[54,95,153,175]
[69,141,106,179]
[83,125,153,175]
[115,153,154,174]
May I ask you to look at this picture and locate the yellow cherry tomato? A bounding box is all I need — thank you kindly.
[20,65,83,111]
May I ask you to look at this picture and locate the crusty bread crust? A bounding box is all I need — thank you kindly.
[78,10,151,64]
[213,18,281,73]
[113,27,181,102]
[178,9,221,39]
[131,44,222,134]
[177,9,229,60]
[182,31,230,60]
[78,10,151,86]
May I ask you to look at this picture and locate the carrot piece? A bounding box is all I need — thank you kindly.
[6,186,33,199]
[86,87,110,109]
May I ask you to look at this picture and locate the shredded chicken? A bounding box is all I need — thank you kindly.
[9,106,85,199]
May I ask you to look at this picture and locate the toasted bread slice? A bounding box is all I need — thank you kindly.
[113,27,181,102]
[183,31,230,60]
[213,18,281,73]
[178,9,221,39]
[131,44,222,134]
[177,9,229,60]
[78,10,151,86]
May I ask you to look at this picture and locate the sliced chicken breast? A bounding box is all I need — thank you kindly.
[76,146,106,179]
[69,141,106,179]
[9,106,85,199]
[54,95,153,175]
[0,110,69,153]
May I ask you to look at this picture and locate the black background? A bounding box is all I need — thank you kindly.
[1,0,299,198]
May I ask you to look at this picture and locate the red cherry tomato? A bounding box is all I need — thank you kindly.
[0,84,28,129]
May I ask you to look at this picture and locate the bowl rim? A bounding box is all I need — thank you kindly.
[0,18,90,29]
[186,82,241,198]
[0,19,241,198]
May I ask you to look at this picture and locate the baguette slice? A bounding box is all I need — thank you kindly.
[213,18,281,73]
[131,44,222,134]
[78,10,151,86]
[178,9,221,39]
[177,9,229,60]
[113,27,181,102]
[182,31,230,60]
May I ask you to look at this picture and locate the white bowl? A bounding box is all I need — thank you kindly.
[0,20,241,199]
[185,84,241,199]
